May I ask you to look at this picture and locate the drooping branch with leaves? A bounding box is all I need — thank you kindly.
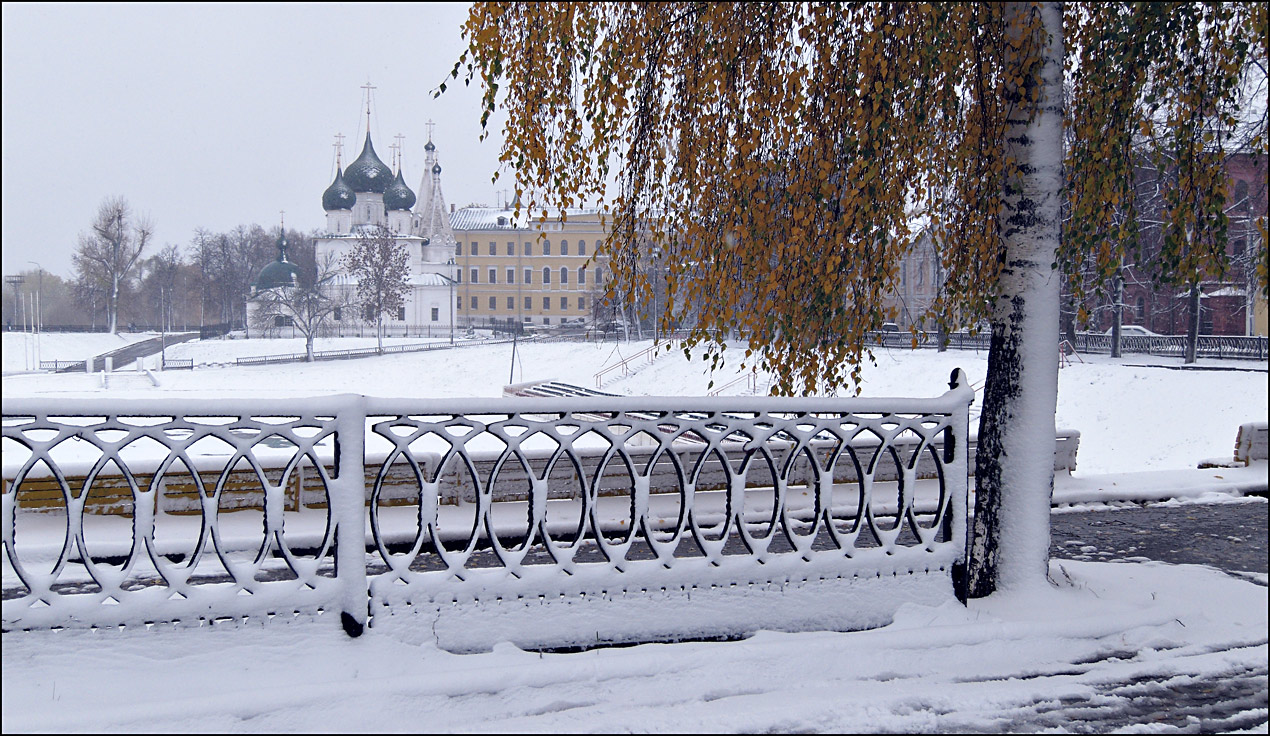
[455,1,1266,596]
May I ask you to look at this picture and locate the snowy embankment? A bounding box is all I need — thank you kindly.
[1,331,155,373]
[2,560,1265,733]
[3,336,1265,477]
[163,335,456,365]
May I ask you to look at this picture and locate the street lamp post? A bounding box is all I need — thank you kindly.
[27,262,43,368]
[447,257,456,346]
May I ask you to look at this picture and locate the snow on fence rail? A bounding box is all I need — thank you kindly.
[2,373,973,650]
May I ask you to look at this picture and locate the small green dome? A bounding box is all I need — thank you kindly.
[255,232,301,290]
[322,166,356,211]
[344,132,393,193]
[384,169,416,211]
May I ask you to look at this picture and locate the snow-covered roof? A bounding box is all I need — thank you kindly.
[450,206,601,231]
[407,273,456,288]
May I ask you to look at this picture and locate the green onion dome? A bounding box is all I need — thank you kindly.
[255,233,301,290]
[383,169,416,211]
[322,166,356,211]
[344,132,393,193]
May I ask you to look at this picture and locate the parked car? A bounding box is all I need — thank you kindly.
[1104,325,1159,337]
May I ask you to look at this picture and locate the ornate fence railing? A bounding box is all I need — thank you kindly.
[865,330,1266,360]
[3,372,972,650]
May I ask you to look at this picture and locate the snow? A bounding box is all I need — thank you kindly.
[3,337,1266,475]
[2,560,1265,732]
[2,334,1267,731]
[1,331,155,373]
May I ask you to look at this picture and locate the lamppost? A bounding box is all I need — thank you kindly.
[447,257,456,346]
[27,262,43,368]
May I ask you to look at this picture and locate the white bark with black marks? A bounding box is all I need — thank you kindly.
[966,1,1063,598]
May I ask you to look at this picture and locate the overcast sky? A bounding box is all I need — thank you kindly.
[2,2,510,280]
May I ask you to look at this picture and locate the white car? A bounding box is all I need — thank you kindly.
[1104,325,1159,337]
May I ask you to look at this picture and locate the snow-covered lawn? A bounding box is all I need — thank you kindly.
[3,337,1265,475]
[2,559,1265,732]
[1,331,156,373]
[164,335,460,365]
[2,335,1267,732]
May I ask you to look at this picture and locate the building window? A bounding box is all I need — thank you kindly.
[456,242,463,256]
[507,242,514,256]
[457,296,462,309]
[543,240,552,256]
[524,296,532,309]
[274,315,292,327]
[543,297,551,309]
[596,267,604,283]
[397,306,406,321]
[524,268,532,285]
[543,267,551,285]
[471,268,478,283]
[471,241,479,254]
[578,296,586,310]
[524,241,532,256]
[334,307,342,321]
[431,307,439,322]
[489,296,496,309]
[579,267,586,285]
[507,296,514,309]
[1137,297,1145,320]
[507,268,515,284]
[489,242,496,256]
[560,267,568,285]
[544,317,551,325]
[578,240,586,256]
[470,296,477,309]
[561,240,569,256]
[488,268,497,284]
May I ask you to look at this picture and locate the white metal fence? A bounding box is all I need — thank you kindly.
[3,372,973,650]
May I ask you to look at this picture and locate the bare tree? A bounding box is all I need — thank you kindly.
[343,225,410,353]
[72,196,152,333]
[251,251,352,362]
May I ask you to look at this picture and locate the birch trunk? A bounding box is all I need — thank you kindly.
[1184,279,1201,364]
[965,1,1063,598]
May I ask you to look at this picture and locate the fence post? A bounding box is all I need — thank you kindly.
[947,367,972,604]
[333,395,368,637]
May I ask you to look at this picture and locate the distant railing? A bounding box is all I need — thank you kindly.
[708,372,760,396]
[2,372,974,649]
[161,358,194,371]
[594,341,678,387]
[234,337,511,367]
[865,330,1266,361]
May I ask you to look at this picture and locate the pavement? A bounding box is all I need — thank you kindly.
[56,332,199,373]
[1009,497,1270,733]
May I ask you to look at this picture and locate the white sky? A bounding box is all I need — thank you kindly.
[1,2,507,280]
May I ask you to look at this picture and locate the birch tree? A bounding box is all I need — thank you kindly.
[456,2,1266,596]
[72,196,152,334]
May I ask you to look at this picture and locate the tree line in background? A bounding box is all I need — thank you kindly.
[2,196,317,335]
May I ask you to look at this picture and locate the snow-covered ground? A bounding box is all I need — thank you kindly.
[1,331,155,373]
[163,335,459,365]
[3,336,1266,475]
[2,335,1267,732]
[2,559,1265,732]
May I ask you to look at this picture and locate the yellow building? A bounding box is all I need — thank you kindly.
[450,206,610,327]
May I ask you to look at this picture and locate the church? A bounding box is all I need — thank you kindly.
[311,127,459,334]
